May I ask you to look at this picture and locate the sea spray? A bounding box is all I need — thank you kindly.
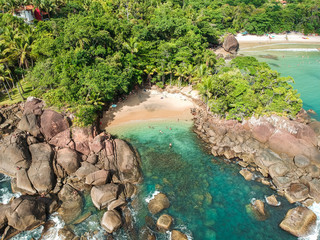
[40,214,65,240]
[145,190,161,203]
[299,202,320,240]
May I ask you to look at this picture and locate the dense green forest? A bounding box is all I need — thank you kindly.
[0,0,313,124]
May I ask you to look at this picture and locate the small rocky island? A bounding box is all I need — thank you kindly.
[0,97,142,239]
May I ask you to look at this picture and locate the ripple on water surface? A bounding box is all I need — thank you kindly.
[108,120,295,240]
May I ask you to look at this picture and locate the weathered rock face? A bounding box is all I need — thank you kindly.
[239,169,253,181]
[85,170,109,186]
[49,128,73,148]
[72,127,96,155]
[157,214,173,231]
[40,109,69,140]
[148,193,170,215]
[74,161,99,179]
[0,133,31,177]
[56,148,80,174]
[222,34,239,54]
[0,98,143,235]
[91,184,119,210]
[16,169,36,195]
[194,109,320,204]
[5,197,46,231]
[280,206,317,237]
[101,210,122,233]
[18,113,41,137]
[171,230,188,240]
[0,204,10,232]
[114,139,142,184]
[57,184,83,224]
[28,143,55,193]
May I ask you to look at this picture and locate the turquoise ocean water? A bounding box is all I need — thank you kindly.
[1,44,319,239]
[107,120,295,240]
[239,43,320,121]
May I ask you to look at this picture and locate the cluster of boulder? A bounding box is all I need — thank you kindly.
[193,108,320,237]
[0,97,142,239]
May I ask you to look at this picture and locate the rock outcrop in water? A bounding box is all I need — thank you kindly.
[193,107,320,236]
[0,97,142,239]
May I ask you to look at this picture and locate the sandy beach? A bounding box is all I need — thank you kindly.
[236,33,320,49]
[101,87,197,129]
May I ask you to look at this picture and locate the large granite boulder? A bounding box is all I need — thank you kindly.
[222,34,239,54]
[280,206,316,237]
[5,197,46,231]
[101,210,122,233]
[114,139,142,184]
[91,184,119,210]
[17,113,41,137]
[148,193,170,215]
[0,133,31,177]
[171,230,188,240]
[307,178,320,202]
[85,170,109,186]
[28,143,55,193]
[40,110,69,140]
[157,214,173,231]
[57,184,83,224]
[56,148,80,174]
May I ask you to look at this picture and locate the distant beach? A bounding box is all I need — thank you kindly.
[236,33,320,49]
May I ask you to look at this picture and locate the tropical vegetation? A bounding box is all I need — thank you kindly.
[0,0,312,124]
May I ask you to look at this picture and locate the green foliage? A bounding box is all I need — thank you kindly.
[1,0,310,124]
[199,57,303,120]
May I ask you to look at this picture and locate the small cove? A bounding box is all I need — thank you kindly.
[106,120,295,240]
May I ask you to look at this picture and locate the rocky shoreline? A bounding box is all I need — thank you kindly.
[0,97,142,239]
[192,101,320,237]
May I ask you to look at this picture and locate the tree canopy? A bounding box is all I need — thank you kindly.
[0,0,310,124]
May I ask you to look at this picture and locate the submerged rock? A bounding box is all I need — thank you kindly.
[171,230,188,240]
[157,214,173,231]
[265,195,279,206]
[280,206,316,237]
[148,193,170,215]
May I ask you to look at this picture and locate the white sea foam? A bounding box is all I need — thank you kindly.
[0,187,21,204]
[40,214,65,240]
[299,202,320,240]
[0,174,11,183]
[268,48,319,52]
[145,190,160,203]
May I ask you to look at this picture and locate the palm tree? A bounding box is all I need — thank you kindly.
[175,64,186,88]
[144,65,155,86]
[0,64,13,100]
[165,62,176,86]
